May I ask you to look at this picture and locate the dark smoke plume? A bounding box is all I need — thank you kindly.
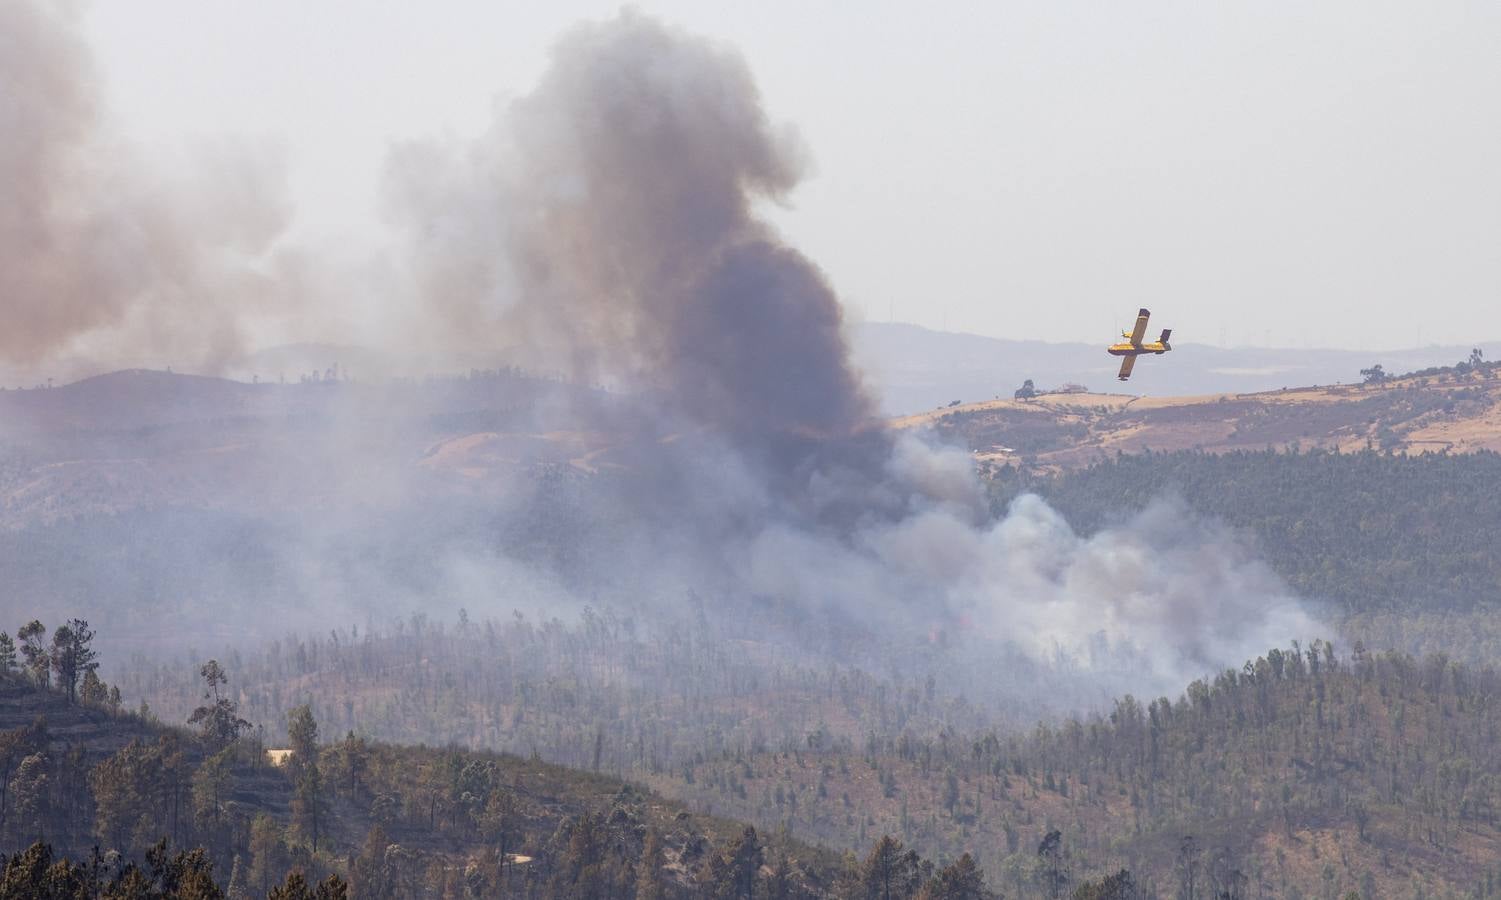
[381,11,1327,697]
[386,13,872,446]
[0,7,1328,711]
[0,0,293,373]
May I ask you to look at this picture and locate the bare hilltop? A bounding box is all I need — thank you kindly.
[896,362,1501,469]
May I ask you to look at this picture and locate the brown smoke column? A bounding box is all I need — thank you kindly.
[0,0,292,372]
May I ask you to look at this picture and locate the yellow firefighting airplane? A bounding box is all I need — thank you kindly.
[1107,308,1172,381]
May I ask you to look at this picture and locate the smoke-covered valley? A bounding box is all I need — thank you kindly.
[1,5,1327,737]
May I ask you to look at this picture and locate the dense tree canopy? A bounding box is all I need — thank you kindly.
[988,448,1501,614]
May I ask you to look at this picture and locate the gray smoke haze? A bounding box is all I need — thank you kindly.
[0,0,294,374]
[373,11,1329,698]
[384,13,871,444]
[0,7,1330,714]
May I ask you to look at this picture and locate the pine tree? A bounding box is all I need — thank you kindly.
[0,842,81,897]
[862,835,922,900]
[292,761,328,853]
[192,749,234,834]
[249,814,288,898]
[941,768,960,817]
[1073,870,1145,900]
[268,870,315,900]
[637,828,667,900]
[227,854,249,900]
[921,854,989,900]
[49,619,97,704]
[79,669,109,706]
[1038,830,1068,900]
[336,731,369,800]
[765,853,794,900]
[284,705,327,852]
[188,660,251,752]
[722,826,763,899]
[10,753,49,844]
[16,622,47,687]
[350,825,394,900]
[286,704,320,776]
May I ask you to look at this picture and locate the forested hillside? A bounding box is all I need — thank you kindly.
[0,617,1009,898]
[113,606,1501,898]
[114,610,1038,780]
[908,359,1501,467]
[988,448,1501,616]
[649,642,1501,899]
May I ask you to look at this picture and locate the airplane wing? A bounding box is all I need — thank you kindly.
[1117,355,1137,381]
[1128,308,1151,344]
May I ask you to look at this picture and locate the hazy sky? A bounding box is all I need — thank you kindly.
[82,1,1501,350]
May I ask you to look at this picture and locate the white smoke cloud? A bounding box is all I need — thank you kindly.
[970,494,1322,695]
[730,432,1325,701]
[1,6,1333,715]
[370,11,1333,705]
[0,0,298,375]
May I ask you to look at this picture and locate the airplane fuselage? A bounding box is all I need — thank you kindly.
[1108,340,1171,356]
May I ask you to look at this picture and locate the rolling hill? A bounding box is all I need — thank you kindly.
[898,364,1501,470]
[106,604,1501,899]
[5,361,1501,653]
[0,663,870,898]
[849,322,1496,415]
[5,356,1501,525]
[642,642,1501,899]
[8,360,1501,896]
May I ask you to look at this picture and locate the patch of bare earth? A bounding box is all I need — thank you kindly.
[898,376,1501,469]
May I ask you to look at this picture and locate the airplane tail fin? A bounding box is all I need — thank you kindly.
[1158,328,1172,350]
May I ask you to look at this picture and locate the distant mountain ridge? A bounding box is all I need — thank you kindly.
[896,364,1501,470]
[4,324,1489,420]
[849,321,1495,415]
